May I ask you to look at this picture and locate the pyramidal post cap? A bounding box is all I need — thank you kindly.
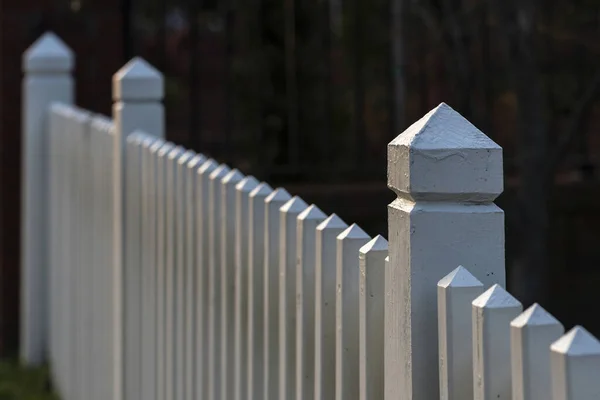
[222,168,245,185]
[360,235,388,254]
[113,57,164,101]
[236,176,259,192]
[511,303,562,328]
[249,182,273,198]
[280,196,308,214]
[338,223,370,241]
[24,32,74,73]
[316,213,347,231]
[438,265,483,289]
[551,326,600,356]
[472,284,521,309]
[298,204,327,221]
[265,188,292,204]
[387,102,503,202]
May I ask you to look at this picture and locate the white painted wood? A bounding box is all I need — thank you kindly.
[184,154,206,400]
[510,303,564,400]
[314,214,348,400]
[386,103,505,400]
[296,205,327,400]
[155,142,176,400]
[113,57,164,400]
[165,146,185,400]
[221,169,245,400]
[472,284,522,400]
[550,326,600,400]
[196,158,219,400]
[336,224,371,400]
[233,176,259,400]
[21,32,74,365]
[140,137,162,400]
[263,188,292,400]
[175,150,195,400]
[208,164,232,400]
[279,196,309,400]
[247,182,273,400]
[437,266,485,400]
[359,235,388,400]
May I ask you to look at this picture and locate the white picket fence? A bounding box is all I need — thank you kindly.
[20,32,600,400]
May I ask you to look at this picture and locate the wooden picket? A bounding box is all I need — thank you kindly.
[20,31,600,400]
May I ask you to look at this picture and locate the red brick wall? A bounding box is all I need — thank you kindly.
[0,0,125,356]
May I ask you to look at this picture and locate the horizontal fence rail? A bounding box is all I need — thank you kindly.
[20,31,600,400]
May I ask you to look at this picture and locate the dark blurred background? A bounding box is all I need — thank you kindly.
[1,0,599,356]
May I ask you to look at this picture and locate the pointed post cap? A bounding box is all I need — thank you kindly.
[551,326,600,356]
[113,57,164,101]
[388,103,503,202]
[24,32,74,73]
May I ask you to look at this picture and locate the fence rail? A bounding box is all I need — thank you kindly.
[20,31,600,400]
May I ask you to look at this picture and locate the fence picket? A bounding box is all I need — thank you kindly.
[247,183,273,400]
[208,164,232,400]
[472,284,522,400]
[314,214,348,400]
[437,266,485,400]
[296,205,327,400]
[234,176,259,400]
[359,235,388,400]
[263,188,292,400]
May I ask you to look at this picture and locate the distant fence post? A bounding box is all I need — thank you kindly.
[112,58,164,400]
[385,103,505,400]
[21,32,74,365]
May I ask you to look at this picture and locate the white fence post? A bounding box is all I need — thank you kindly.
[437,266,484,400]
[279,196,309,400]
[472,284,522,400]
[314,214,348,400]
[296,205,327,400]
[336,224,370,400]
[385,103,505,400]
[510,303,564,400]
[208,164,231,400]
[196,158,219,400]
[113,57,165,400]
[234,176,259,400]
[550,326,600,400]
[21,32,74,365]
[247,182,273,400]
[359,235,388,400]
[264,188,292,400]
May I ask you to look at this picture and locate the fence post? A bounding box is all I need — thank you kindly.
[112,57,165,400]
[385,103,505,400]
[21,32,74,365]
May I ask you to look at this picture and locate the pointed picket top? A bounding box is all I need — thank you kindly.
[24,32,74,73]
[113,57,163,101]
[177,150,196,165]
[551,326,600,356]
[141,135,158,149]
[187,153,207,169]
[209,164,231,180]
[387,102,503,201]
[280,196,308,213]
[298,204,327,221]
[157,141,175,158]
[222,168,244,185]
[472,284,521,309]
[249,182,273,198]
[236,176,259,192]
[511,303,562,328]
[360,235,388,254]
[438,265,483,289]
[265,187,291,204]
[167,146,185,161]
[126,130,147,145]
[198,158,219,175]
[338,223,370,241]
[317,213,347,231]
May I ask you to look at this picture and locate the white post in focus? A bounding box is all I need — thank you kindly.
[359,235,388,400]
[550,326,600,400]
[437,266,484,400]
[510,303,564,400]
[385,103,505,400]
[21,32,74,365]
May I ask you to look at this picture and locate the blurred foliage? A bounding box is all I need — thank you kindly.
[0,362,57,400]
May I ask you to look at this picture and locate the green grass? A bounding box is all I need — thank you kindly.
[0,361,58,400]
